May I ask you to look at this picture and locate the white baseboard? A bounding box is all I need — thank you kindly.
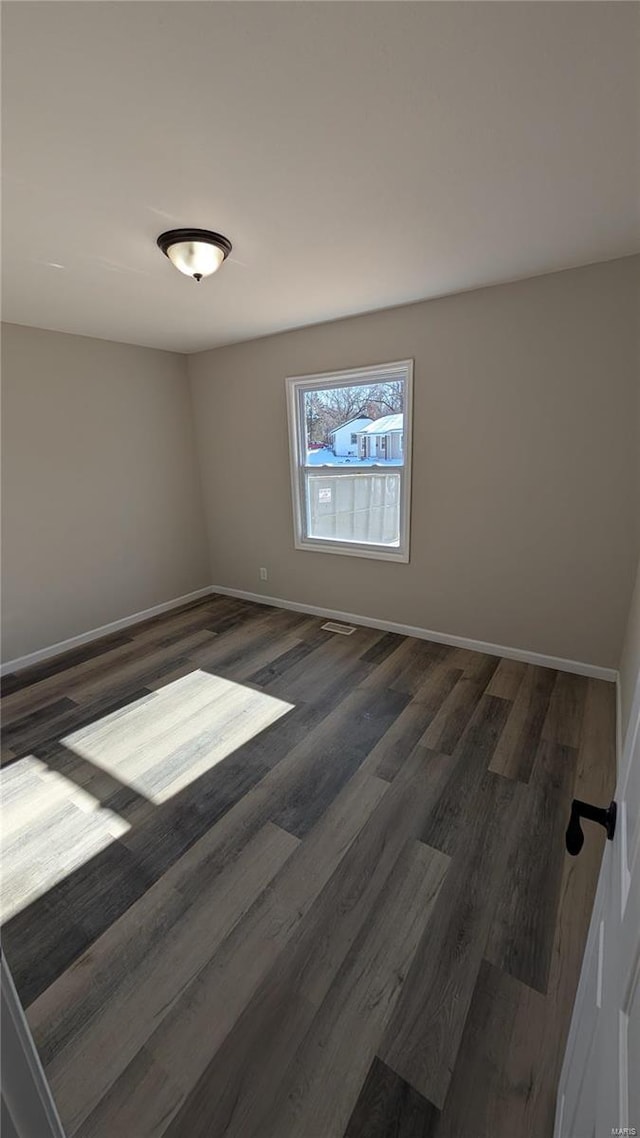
[0,586,215,677]
[2,581,618,684]
[212,585,618,683]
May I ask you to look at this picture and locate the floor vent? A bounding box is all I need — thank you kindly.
[321,621,357,636]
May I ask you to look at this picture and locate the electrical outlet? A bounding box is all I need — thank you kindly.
[259,567,268,581]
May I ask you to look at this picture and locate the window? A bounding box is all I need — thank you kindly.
[286,360,413,562]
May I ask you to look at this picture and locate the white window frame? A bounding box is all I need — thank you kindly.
[286,359,413,563]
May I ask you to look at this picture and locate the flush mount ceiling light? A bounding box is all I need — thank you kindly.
[157,228,232,282]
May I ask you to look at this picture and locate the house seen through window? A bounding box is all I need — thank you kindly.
[286,360,413,561]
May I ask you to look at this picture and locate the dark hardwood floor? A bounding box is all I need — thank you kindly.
[0,594,616,1137]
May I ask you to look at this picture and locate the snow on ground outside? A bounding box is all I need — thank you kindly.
[306,447,402,467]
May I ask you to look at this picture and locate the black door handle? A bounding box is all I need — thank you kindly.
[565,799,617,856]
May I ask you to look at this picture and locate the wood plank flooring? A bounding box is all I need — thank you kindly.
[0,595,616,1137]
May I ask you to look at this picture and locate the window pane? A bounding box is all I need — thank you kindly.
[305,471,401,546]
[303,378,404,467]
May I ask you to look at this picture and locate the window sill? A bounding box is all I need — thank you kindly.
[294,537,410,563]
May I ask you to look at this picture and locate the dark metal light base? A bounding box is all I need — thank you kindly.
[156,228,232,260]
[565,798,617,856]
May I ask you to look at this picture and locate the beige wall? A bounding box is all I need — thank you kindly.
[619,318,640,743]
[188,256,640,669]
[3,257,637,670]
[1,324,209,661]
[619,555,640,749]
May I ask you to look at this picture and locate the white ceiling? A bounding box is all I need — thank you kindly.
[2,2,639,354]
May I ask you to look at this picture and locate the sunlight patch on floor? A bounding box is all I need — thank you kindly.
[1,756,130,923]
[63,669,294,805]
[1,672,293,924]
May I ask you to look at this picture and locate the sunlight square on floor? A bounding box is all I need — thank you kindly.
[62,670,295,805]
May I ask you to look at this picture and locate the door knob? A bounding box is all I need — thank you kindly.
[565,799,617,856]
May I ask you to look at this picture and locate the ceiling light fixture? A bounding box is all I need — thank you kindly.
[157,228,232,282]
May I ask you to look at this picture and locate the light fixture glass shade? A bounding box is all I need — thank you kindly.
[166,240,225,279]
[157,229,232,281]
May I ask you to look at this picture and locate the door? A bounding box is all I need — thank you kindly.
[1,955,67,1137]
[556,671,640,1138]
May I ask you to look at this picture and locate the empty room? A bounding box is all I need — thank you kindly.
[1,3,639,1137]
